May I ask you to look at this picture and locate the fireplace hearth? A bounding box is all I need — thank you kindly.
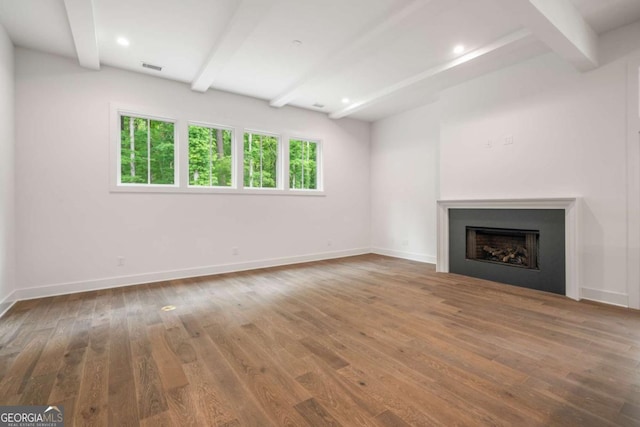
[466,227,539,269]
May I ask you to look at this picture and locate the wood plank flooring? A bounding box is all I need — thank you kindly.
[1,254,640,426]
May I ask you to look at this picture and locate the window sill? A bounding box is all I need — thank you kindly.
[110,185,326,196]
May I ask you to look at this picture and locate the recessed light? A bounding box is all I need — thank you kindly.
[117,37,130,47]
[341,97,350,104]
[453,44,464,54]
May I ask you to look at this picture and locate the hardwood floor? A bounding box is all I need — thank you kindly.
[1,254,640,426]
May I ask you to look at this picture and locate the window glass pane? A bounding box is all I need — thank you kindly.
[120,116,150,184]
[188,125,211,186]
[289,139,318,190]
[212,129,233,187]
[189,125,233,187]
[244,132,278,188]
[120,115,132,180]
[149,119,175,184]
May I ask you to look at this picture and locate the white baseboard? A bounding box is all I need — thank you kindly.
[580,287,629,307]
[5,250,631,317]
[0,292,16,318]
[13,248,371,302]
[371,247,436,264]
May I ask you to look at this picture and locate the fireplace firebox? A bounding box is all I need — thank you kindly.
[466,227,539,269]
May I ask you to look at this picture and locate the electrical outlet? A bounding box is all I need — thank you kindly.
[485,140,493,149]
[402,239,409,247]
[232,247,239,256]
[504,135,514,145]
[327,239,332,247]
[117,256,125,267]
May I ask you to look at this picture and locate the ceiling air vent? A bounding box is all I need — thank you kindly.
[312,103,325,108]
[142,62,162,71]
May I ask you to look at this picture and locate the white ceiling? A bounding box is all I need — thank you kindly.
[1,0,640,121]
[570,0,640,34]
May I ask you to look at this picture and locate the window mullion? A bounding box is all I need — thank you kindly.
[301,140,305,189]
[130,117,135,179]
[209,128,213,187]
[249,133,253,187]
[147,119,151,184]
[260,137,263,188]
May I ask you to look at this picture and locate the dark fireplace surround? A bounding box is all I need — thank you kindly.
[449,209,565,295]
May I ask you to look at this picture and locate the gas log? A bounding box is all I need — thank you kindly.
[482,245,529,265]
[466,227,539,270]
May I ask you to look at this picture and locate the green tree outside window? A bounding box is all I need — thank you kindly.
[244,132,278,188]
[289,139,318,190]
[120,115,175,185]
[189,125,233,187]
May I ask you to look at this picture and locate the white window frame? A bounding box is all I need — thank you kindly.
[287,137,323,193]
[110,104,179,192]
[241,129,283,191]
[109,103,324,196]
[187,121,237,190]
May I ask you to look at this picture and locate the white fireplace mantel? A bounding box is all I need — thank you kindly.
[436,198,580,300]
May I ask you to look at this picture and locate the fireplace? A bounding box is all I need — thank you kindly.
[437,199,579,299]
[466,227,539,269]
[445,208,566,295]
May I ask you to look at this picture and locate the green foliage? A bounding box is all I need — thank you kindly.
[188,126,232,187]
[121,117,320,191]
[244,132,278,188]
[289,139,317,190]
[120,116,174,184]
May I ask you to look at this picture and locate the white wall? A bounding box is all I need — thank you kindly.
[370,23,640,307]
[0,24,15,313]
[371,103,439,263]
[14,48,371,298]
[439,51,635,306]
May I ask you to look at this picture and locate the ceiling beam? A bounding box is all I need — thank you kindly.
[270,0,448,108]
[63,0,100,70]
[493,0,598,71]
[191,0,273,93]
[329,29,531,119]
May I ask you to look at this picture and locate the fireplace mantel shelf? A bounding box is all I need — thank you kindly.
[437,198,578,207]
[436,197,580,300]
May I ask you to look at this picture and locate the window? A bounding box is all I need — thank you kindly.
[289,139,319,190]
[244,132,279,188]
[119,114,175,185]
[188,124,233,187]
[112,105,324,195]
